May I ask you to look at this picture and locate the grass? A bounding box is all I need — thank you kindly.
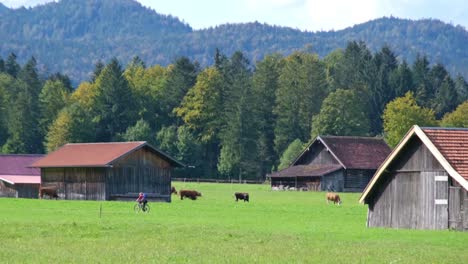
[0,182,467,263]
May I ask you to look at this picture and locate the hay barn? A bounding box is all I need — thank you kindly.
[360,126,468,231]
[32,142,184,202]
[0,154,44,198]
[270,136,390,192]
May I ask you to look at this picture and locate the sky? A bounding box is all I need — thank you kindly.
[1,0,466,32]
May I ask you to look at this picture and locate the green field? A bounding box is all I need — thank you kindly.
[0,183,466,263]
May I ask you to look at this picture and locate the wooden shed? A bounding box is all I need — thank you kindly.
[32,142,184,202]
[360,126,468,231]
[270,136,390,192]
[0,154,43,198]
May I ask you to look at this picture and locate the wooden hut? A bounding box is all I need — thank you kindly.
[360,126,468,231]
[0,154,44,198]
[270,136,390,192]
[32,142,184,202]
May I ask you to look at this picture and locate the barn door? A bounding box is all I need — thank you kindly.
[434,174,448,229]
[449,186,462,230]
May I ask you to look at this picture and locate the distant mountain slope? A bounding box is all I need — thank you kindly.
[0,0,466,82]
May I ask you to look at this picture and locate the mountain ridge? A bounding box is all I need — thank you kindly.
[0,0,466,82]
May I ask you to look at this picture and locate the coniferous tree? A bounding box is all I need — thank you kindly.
[90,60,105,83]
[5,53,21,78]
[368,46,398,134]
[412,55,432,107]
[274,52,327,157]
[3,57,44,153]
[159,57,199,126]
[390,60,414,98]
[93,58,136,141]
[454,74,468,105]
[0,57,5,73]
[218,51,259,180]
[433,76,457,118]
[252,54,283,174]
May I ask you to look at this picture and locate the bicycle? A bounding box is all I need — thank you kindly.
[134,202,150,213]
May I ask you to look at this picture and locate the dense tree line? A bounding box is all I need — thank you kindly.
[0,42,467,180]
[0,0,467,83]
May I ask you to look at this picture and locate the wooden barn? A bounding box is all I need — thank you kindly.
[0,154,44,198]
[270,136,390,192]
[32,142,184,202]
[360,126,468,231]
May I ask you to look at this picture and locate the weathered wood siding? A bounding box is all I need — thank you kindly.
[0,181,17,197]
[367,137,457,230]
[107,147,172,201]
[298,143,340,166]
[42,167,106,200]
[0,181,39,198]
[448,180,468,231]
[321,170,344,192]
[344,170,374,192]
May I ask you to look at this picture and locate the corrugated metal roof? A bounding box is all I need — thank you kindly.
[0,175,40,184]
[32,142,184,168]
[0,154,43,176]
[423,128,468,181]
[270,165,342,178]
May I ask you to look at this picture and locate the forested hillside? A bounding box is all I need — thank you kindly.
[1,42,467,180]
[0,0,466,82]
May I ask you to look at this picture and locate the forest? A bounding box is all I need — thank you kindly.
[0,0,467,83]
[0,41,467,180]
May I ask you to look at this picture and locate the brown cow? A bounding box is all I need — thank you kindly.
[234,192,249,202]
[171,186,178,195]
[39,186,59,199]
[180,190,202,200]
[326,192,342,205]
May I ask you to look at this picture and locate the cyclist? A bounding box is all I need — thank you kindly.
[136,192,148,211]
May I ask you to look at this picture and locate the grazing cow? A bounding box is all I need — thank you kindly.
[234,192,249,202]
[326,192,342,205]
[39,186,59,199]
[180,190,202,200]
[171,186,178,195]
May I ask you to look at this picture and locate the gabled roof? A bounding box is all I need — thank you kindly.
[270,165,342,178]
[293,136,391,170]
[360,126,468,203]
[32,142,184,168]
[0,154,43,185]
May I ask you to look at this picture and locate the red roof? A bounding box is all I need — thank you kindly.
[423,128,468,180]
[270,165,342,178]
[319,136,391,169]
[32,142,184,168]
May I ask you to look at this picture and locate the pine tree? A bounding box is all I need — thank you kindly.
[5,53,21,78]
[218,51,259,180]
[90,60,105,83]
[93,58,136,141]
[159,57,199,126]
[274,52,327,157]
[252,54,283,174]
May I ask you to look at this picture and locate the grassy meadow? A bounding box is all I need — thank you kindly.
[0,182,467,263]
